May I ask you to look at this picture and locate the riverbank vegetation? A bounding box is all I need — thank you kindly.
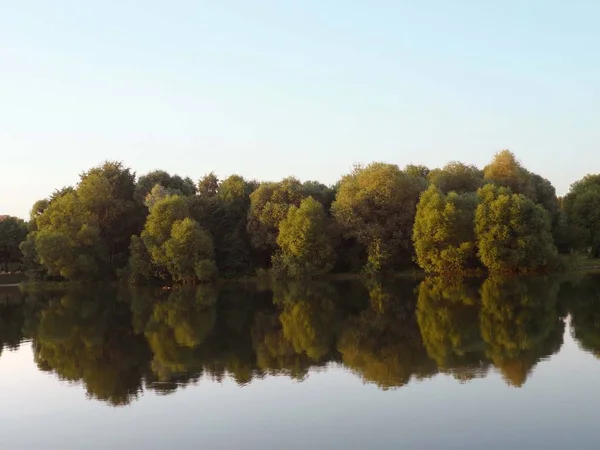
[3,150,600,283]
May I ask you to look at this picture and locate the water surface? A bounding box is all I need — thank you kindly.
[1,275,600,449]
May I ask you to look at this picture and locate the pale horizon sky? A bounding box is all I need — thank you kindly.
[2,1,599,219]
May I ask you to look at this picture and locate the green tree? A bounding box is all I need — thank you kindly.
[404,164,431,179]
[428,161,483,194]
[197,172,219,197]
[563,175,600,257]
[483,150,558,215]
[134,170,196,204]
[413,185,479,274]
[32,192,102,280]
[141,195,190,270]
[0,216,28,271]
[138,195,217,283]
[164,218,217,283]
[331,163,427,274]
[247,177,310,266]
[272,197,335,278]
[77,161,142,268]
[475,184,557,273]
[26,161,141,280]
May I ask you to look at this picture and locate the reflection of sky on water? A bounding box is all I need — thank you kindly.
[0,322,599,450]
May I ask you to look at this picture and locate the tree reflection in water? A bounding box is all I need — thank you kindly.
[1,273,597,406]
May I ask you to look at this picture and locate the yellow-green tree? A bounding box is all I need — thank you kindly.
[332,163,427,274]
[25,162,141,280]
[273,197,335,278]
[247,177,308,265]
[562,175,600,257]
[136,195,217,283]
[475,184,557,273]
[164,218,217,282]
[413,185,479,274]
[428,161,483,194]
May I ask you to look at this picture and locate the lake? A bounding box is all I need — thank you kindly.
[1,274,600,449]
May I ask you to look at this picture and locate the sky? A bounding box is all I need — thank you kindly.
[1,0,599,219]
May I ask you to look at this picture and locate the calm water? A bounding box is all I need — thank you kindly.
[1,274,600,449]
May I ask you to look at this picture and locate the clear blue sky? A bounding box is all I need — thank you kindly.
[2,0,599,219]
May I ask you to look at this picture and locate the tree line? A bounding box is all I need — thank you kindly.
[2,149,600,282]
[2,273,597,405]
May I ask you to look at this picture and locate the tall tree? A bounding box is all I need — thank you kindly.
[483,150,558,214]
[0,216,28,271]
[272,197,335,278]
[164,218,217,282]
[137,195,217,283]
[247,177,309,266]
[25,161,141,280]
[413,185,479,274]
[475,184,557,273]
[563,174,600,257]
[428,161,483,194]
[134,170,196,204]
[331,163,427,273]
[197,172,219,198]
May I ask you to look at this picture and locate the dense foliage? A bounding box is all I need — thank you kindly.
[3,150,599,282]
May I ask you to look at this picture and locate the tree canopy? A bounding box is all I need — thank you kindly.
[331,163,427,274]
[6,150,600,283]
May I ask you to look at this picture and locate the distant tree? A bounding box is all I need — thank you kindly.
[301,181,336,210]
[26,161,141,280]
[164,218,217,283]
[428,161,483,194]
[405,164,431,179]
[197,172,219,198]
[134,170,196,204]
[143,184,180,209]
[136,195,217,283]
[483,150,558,214]
[475,184,557,273]
[32,192,102,280]
[77,161,142,267]
[247,177,309,266]
[413,185,479,274]
[139,195,189,276]
[272,197,335,278]
[563,175,600,257]
[0,216,28,271]
[331,163,427,273]
[127,235,153,283]
[210,174,258,276]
